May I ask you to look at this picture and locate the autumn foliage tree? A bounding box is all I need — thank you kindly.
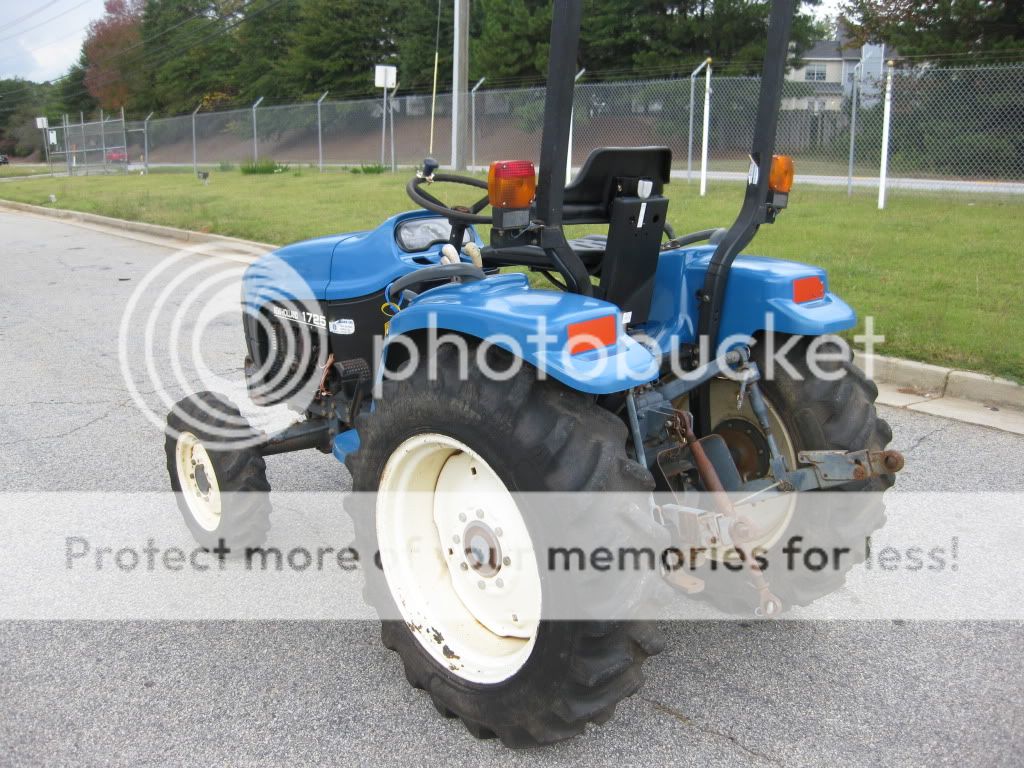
[82,0,145,110]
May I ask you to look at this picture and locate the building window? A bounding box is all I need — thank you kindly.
[805,63,827,81]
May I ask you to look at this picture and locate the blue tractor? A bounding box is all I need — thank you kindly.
[165,0,902,746]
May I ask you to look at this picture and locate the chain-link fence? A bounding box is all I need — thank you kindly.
[31,63,1024,200]
[46,111,130,175]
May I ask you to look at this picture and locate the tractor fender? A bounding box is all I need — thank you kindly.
[383,273,659,395]
[641,245,858,356]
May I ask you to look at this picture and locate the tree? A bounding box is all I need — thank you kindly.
[138,0,240,114]
[841,0,1024,60]
[82,0,145,110]
[470,0,552,83]
[53,54,99,116]
[278,0,399,98]
[234,0,300,102]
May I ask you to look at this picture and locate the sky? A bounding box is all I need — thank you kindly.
[0,0,845,85]
[0,0,108,82]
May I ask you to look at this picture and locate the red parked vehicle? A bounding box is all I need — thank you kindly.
[105,148,128,163]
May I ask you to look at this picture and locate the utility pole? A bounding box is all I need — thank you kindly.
[450,0,469,169]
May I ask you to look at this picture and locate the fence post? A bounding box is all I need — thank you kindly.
[120,106,128,173]
[847,62,861,197]
[316,91,329,172]
[389,82,399,172]
[471,77,485,169]
[79,112,86,174]
[878,61,894,210]
[381,84,388,167]
[192,103,201,175]
[40,123,52,175]
[63,114,72,176]
[99,108,106,170]
[565,68,586,185]
[699,62,712,197]
[688,58,711,182]
[252,96,264,163]
[143,112,153,173]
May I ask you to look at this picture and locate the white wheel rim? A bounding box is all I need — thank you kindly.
[677,380,799,554]
[376,433,541,685]
[174,431,222,531]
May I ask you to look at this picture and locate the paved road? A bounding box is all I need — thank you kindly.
[1,210,1021,766]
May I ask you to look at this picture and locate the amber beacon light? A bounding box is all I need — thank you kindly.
[488,160,537,209]
[769,154,794,194]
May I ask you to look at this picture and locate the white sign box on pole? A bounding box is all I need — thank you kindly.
[374,65,397,89]
[35,116,48,129]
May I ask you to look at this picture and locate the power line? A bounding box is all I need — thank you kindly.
[0,0,286,104]
[16,0,292,113]
[0,0,96,45]
[0,0,67,35]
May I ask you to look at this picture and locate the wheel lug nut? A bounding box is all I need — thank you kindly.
[452,535,460,544]
[458,512,467,522]
[475,509,484,519]
[477,580,485,590]
[502,556,511,566]
[495,528,503,537]
[495,578,504,588]
[460,563,468,571]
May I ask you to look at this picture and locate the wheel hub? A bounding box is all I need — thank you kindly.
[714,417,770,482]
[463,520,502,578]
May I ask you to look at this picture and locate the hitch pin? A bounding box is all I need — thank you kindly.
[736,370,752,410]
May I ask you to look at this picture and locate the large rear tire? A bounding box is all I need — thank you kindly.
[689,334,893,614]
[345,342,668,747]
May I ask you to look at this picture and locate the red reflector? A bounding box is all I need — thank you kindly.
[793,276,825,303]
[567,315,617,354]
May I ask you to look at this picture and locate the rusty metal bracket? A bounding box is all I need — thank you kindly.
[790,449,905,490]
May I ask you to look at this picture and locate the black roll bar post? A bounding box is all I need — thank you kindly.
[532,0,593,296]
[693,0,796,435]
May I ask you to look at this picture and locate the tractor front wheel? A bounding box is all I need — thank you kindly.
[165,391,272,553]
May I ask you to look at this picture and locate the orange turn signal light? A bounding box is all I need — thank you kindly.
[769,154,794,194]
[488,160,536,208]
[793,275,825,303]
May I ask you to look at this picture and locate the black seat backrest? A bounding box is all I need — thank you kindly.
[563,147,672,224]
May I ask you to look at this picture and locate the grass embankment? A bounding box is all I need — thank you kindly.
[2,168,1021,381]
[0,164,53,178]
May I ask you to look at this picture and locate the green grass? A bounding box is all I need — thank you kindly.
[1,170,1021,380]
[239,159,288,175]
[0,164,53,178]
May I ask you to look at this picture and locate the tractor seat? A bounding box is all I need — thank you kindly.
[567,234,607,267]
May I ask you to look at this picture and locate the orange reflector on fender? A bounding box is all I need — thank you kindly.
[793,275,825,303]
[567,315,617,354]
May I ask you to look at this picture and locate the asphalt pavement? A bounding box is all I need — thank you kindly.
[1,209,1021,766]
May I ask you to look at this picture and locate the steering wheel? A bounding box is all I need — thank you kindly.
[406,157,492,225]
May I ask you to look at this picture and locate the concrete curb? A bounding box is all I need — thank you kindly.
[854,352,1023,410]
[854,352,1024,435]
[4,198,1022,430]
[0,199,278,252]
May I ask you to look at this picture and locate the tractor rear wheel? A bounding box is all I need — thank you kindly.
[345,342,668,747]
[678,334,893,614]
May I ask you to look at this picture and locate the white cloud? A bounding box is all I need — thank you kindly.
[0,0,108,82]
